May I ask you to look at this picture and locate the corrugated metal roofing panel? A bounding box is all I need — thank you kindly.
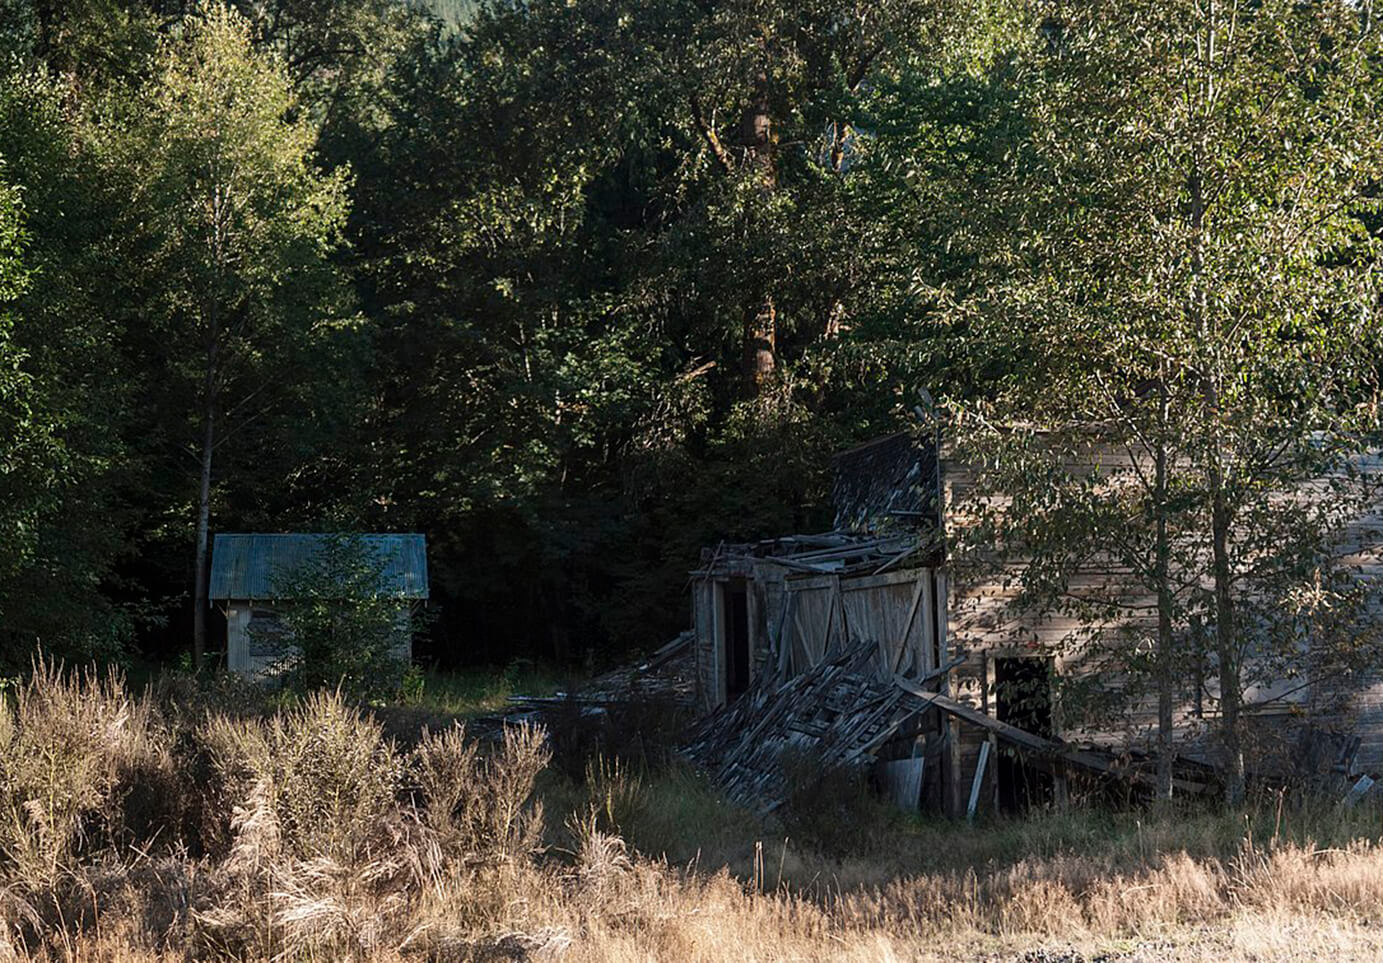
[208,533,429,600]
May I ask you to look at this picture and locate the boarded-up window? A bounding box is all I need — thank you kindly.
[248,609,289,659]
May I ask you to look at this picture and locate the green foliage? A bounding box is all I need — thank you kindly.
[0,172,49,598]
[0,73,142,661]
[2,0,1381,705]
[256,534,421,699]
[940,0,1383,798]
[777,747,899,856]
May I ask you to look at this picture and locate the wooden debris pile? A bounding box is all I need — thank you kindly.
[693,531,940,579]
[684,639,1215,814]
[506,632,698,715]
[681,640,939,811]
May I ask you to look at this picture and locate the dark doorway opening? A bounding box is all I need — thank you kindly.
[994,656,1055,812]
[723,581,751,701]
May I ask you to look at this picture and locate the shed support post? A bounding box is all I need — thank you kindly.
[947,718,963,817]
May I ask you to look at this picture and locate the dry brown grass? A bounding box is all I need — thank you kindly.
[4,664,1383,961]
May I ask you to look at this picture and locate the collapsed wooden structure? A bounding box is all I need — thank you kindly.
[683,638,1214,816]
[687,429,1383,817]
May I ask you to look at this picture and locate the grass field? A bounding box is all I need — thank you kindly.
[2,662,1382,962]
[406,661,572,716]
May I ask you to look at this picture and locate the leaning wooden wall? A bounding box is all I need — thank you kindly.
[694,563,943,710]
[772,569,939,680]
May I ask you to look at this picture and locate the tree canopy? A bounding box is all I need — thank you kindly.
[0,0,1378,754]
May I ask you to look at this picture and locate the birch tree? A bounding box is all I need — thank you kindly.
[951,0,1383,802]
[118,5,350,667]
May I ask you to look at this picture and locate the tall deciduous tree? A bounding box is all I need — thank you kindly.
[949,0,1383,802]
[114,4,352,666]
[0,73,146,660]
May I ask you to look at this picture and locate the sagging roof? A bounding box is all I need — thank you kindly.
[831,431,938,534]
[209,533,429,600]
[695,531,931,578]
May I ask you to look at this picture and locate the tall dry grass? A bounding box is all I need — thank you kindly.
[3,663,1383,961]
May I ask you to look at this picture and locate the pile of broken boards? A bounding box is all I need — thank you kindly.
[500,632,699,726]
[681,639,1213,815]
[681,641,941,813]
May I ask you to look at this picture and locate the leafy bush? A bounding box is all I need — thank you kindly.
[252,534,423,701]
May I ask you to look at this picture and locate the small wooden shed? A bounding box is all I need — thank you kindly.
[692,433,946,708]
[208,533,429,677]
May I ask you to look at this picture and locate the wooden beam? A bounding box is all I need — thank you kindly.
[891,676,1206,795]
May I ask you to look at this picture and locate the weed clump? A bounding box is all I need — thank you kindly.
[412,720,550,864]
[776,748,898,857]
[0,658,175,889]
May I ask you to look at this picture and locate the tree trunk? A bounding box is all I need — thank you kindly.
[744,298,776,388]
[739,77,777,393]
[192,321,219,669]
[1154,413,1175,801]
[1210,468,1245,805]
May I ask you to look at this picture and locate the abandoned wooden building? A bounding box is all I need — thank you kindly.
[208,533,429,676]
[688,431,1383,817]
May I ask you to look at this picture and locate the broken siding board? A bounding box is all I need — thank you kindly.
[881,756,926,811]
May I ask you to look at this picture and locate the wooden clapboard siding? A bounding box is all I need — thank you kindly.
[943,440,1383,778]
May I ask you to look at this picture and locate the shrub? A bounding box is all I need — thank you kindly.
[775,748,897,857]
[412,722,550,866]
[253,534,422,701]
[0,658,175,889]
[193,691,421,959]
[546,693,692,783]
[198,690,401,863]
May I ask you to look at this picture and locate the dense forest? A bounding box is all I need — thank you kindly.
[1,0,1380,679]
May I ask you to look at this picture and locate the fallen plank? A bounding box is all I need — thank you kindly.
[967,740,991,823]
[891,675,1207,796]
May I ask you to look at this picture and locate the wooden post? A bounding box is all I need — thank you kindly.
[989,733,1000,812]
[967,740,991,823]
[947,719,964,817]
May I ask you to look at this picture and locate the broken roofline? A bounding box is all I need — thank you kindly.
[690,530,944,578]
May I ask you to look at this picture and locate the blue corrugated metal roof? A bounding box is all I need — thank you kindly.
[208,533,429,600]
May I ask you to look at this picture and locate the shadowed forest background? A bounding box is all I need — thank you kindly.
[0,0,1010,672]
[2,0,1382,681]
